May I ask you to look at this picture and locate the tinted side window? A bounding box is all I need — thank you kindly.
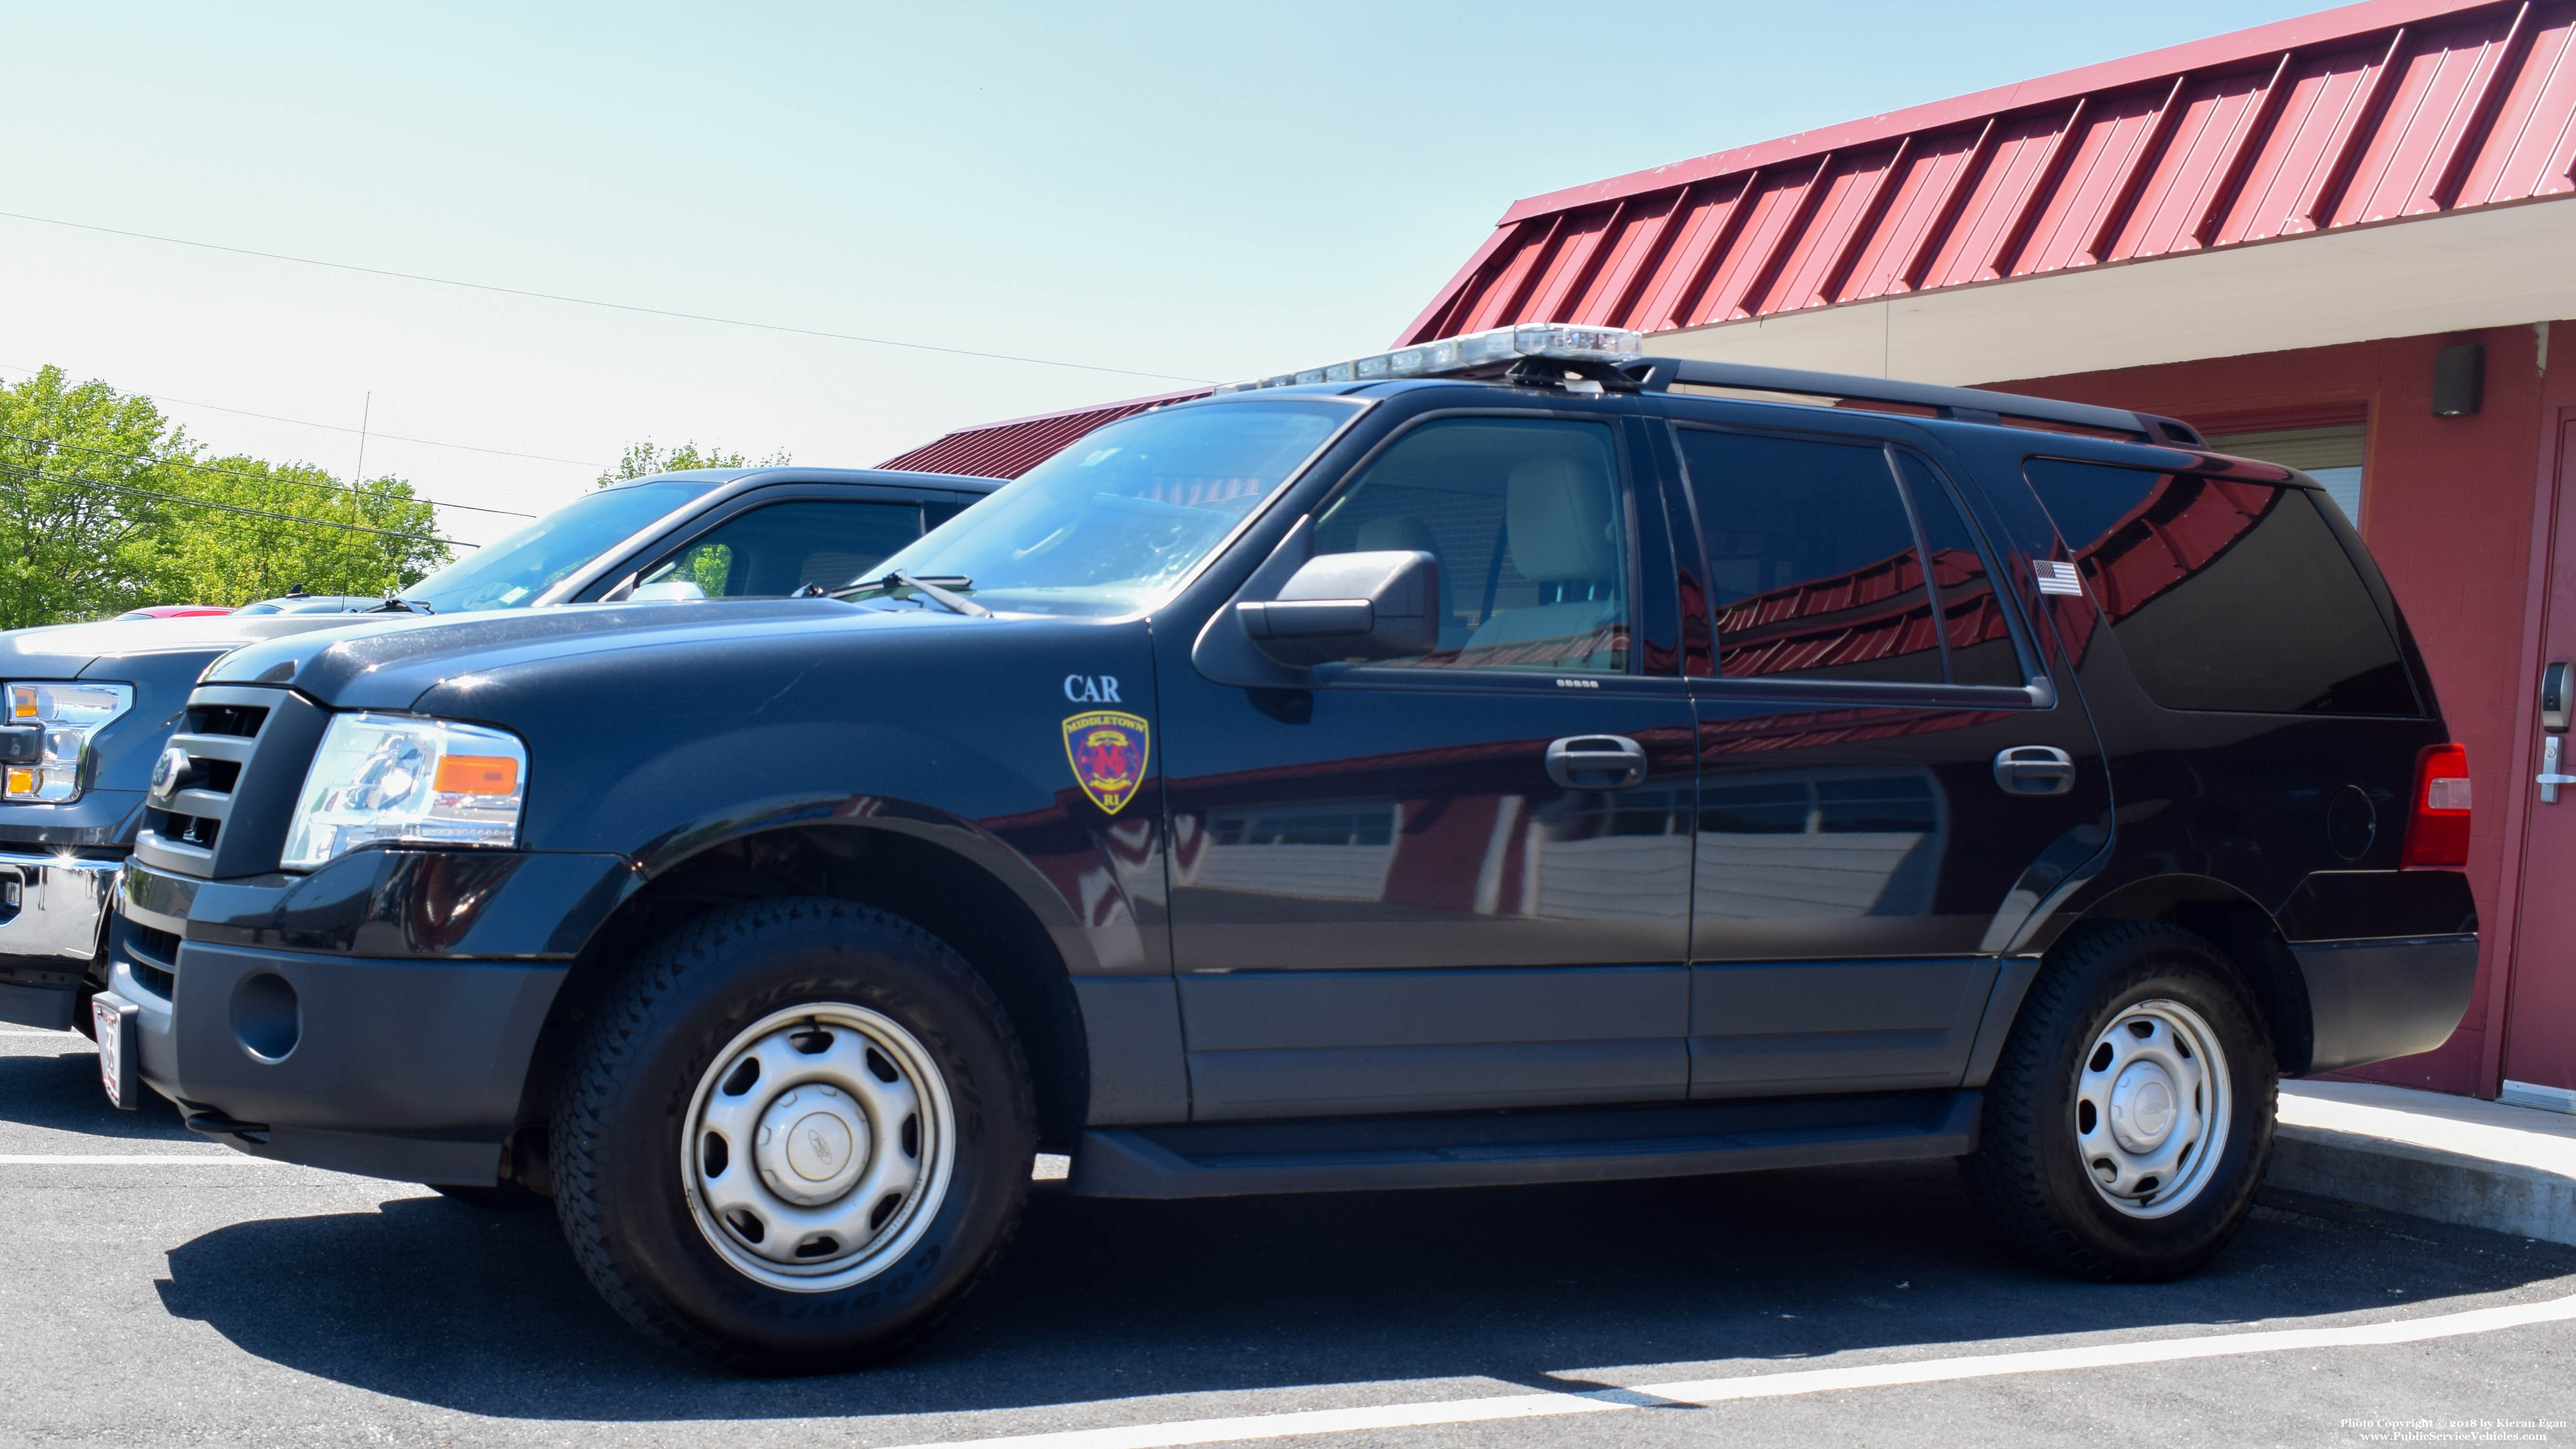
[1676,428,1941,684]
[1313,418,1630,673]
[2022,460,2415,714]
[1898,454,2024,688]
[644,500,924,598]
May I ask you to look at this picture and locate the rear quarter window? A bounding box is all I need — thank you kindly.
[2022,458,2416,715]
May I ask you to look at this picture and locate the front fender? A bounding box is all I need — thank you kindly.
[414,616,1170,979]
[615,788,1121,977]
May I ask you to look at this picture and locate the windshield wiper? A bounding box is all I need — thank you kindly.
[839,571,988,617]
[831,570,961,600]
[368,597,434,614]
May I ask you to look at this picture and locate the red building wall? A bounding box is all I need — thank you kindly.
[1996,322,2568,1094]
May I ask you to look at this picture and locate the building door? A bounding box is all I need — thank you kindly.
[1162,414,1697,1121]
[2505,417,2576,1108]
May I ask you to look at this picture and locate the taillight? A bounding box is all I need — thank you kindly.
[2401,743,2472,869]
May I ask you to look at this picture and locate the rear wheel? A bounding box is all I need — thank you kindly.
[1962,921,2276,1280]
[552,896,1034,1372]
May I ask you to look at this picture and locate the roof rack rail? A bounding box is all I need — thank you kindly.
[1621,358,2203,448]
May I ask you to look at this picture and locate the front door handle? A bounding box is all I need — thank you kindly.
[1993,745,2076,797]
[1546,735,1648,790]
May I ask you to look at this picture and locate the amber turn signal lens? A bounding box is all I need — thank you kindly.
[4,768,33,795]
[433,755,521,796]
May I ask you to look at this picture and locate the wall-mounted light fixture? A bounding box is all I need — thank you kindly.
[2433,343,2484,417]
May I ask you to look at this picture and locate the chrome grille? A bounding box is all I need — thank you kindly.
[189,702,267,739]
[137,685,281,878]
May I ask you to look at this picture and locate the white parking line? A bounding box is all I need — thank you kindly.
[0,1154,279,1164]
[882,1291,2576,1449]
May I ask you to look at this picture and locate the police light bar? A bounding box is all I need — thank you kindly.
[1212,324,1644,394]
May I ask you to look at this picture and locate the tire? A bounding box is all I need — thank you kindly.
[432,1180,546,1209]
[1961,920,2276,1281]
[552,896,1035,1373]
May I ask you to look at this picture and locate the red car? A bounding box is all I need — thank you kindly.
[112,605,233,621]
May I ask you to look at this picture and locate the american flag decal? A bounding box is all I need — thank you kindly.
[2034,561,2085,597]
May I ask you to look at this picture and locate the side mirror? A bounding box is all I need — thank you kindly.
[1235,551,1438,666]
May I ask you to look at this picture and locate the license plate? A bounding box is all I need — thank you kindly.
[94,993,137,1110]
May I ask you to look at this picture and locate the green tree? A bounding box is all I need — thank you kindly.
[596,439,791,488]
[0,368,193,627]
[0,366,452,625]
[162,458,448,606]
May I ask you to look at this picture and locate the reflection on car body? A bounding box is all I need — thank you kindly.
[1698,765,1946,922]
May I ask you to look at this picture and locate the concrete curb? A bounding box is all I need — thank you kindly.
[2268,1129,2576,1243]
[2265,1081,2576,1246]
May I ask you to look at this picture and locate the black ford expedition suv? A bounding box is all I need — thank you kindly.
[106,325,2476,1372]
[0,464,991,1036]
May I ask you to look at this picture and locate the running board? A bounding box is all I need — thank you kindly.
[1068,1089,1980,1199]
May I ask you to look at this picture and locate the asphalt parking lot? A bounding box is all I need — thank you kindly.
[7,1024,2575,1449]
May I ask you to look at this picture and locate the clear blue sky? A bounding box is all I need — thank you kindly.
[2,1,2331,544]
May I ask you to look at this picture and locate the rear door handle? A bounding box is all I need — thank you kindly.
[1993,745,2076,796]
[1546,735,1648,790]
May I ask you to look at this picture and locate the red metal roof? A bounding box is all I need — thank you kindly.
[1400,0,2576,346]
[877,387,1210,479]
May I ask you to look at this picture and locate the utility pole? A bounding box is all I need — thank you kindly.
[353,392,380,600]
[352,392,371,493]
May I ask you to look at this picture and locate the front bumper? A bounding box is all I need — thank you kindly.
[0,849,122,1030]
[114,849,631,1185]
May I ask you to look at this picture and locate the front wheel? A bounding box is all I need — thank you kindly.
[1962,921,2276,1281]
[552,897,1035,1372]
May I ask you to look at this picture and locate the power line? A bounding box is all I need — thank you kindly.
[10,431,536,518]
[0,360,609,470]
[0,209,1216,385]
[0,462,460,547]
[0,431,537,519]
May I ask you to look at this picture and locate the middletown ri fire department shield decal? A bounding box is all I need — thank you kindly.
[1062,711,1149,815]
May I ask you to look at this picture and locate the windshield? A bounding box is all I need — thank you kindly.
[857,399,1353,617]
[401,479,716,612]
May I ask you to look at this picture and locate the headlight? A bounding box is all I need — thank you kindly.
[3,682,134,802]
[281,712,528,870]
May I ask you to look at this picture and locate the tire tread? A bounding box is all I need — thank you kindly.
[551,895,1034,1372]
[1962,919,2276,1282]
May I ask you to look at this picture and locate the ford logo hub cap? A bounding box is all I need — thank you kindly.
[150,745,187,799]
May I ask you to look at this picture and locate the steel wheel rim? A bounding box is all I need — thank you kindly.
[681,1002,957,1293]
[2071,997,2232,1220]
